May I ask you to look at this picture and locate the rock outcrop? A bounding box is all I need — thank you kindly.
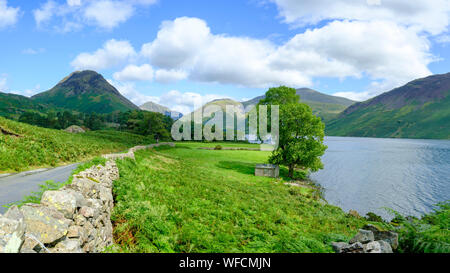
[0,142,175,253]
[332,224,398,253]
[64,125,85,134]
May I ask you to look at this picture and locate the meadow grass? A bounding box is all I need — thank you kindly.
[0,117,154,173]
[112,143,368,253]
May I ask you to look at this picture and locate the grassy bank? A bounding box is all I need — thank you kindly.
[112,142,368,253]
[0,117,154,172]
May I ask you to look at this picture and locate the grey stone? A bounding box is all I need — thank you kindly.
[79,206,96,218]
[41,190,78,218]
[4,205,24,222]
[331,242,350,253]
[0,214,25,253]
[342,242,365,253]
[363,224,399,250]
[52,239,83,253]
[349,229,375,244]
[20,204,69,245]
[377,240,393,253]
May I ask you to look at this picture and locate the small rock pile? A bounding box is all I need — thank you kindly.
[0,161,119,253]
[332,224,399,253]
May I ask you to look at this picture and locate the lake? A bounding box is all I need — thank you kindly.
[310,136,450,220]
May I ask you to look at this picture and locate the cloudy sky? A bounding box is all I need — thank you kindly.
[0,0,449,113]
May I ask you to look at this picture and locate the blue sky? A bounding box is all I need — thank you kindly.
[0,0,449,113]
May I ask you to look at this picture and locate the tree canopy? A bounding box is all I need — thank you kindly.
[260,86,327,178]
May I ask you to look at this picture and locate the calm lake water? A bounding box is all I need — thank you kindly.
[310,137,450,220]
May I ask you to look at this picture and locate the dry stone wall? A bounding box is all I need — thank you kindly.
[0,142,174,253]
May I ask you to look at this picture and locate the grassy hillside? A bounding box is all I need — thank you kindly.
[0,92,48,119]
[327,73,450,139]
[0,117,154,172]
[32,70,139,114]
[112,142,368,253]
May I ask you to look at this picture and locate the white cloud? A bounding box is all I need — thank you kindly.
[107,78,230,114]
[22,48,46,55]
[154,69,188,83]
[141,17,311,88]
[33,0,157,31]
[0,0,20,28]
[139,17,432,92]
[74,12,440,100]
[113,64,154,82]
[141,17,211,69]
[107,79,158,105]
[332,91,372,102]
[269,0,450,35]
[83,1,134,30]
[270,20,433,92]
[157,90,231,114]
[71,39,136,70]
[436,34,450,44]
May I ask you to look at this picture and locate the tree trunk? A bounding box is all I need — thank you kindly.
[288,165,294,178]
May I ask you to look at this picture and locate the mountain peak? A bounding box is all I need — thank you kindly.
[31,71,138,114]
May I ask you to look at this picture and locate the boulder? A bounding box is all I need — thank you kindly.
[342,242,365,253]
[20,204,70,246]
[331,242,350,253]
[41,190,79,219]
[0,214,25,253]
[51,239,83,253]
[64,125,85,134]
[68,177,101,199]
[363,224,399,250]
[349,229,375,244]
[364,240,393,253]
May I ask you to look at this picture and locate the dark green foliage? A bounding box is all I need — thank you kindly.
[366,212,384,222]
[259,86,300,105]
[258,86,327,178]
[214,145,223,150]
[393,202,450,253]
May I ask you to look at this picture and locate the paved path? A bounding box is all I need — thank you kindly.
[0,164,79,214]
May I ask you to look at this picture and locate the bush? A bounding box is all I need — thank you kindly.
[214,145,223,150]
[394,202,450,253]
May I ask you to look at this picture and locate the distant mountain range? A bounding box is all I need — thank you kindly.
[326,73,450,139]
[0,70,448,139]
[32,70,138,114]
[242,88,355,121]
[140,101,183,119]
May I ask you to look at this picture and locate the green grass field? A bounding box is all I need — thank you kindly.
[112,142,369,253]
[0,117,154,173]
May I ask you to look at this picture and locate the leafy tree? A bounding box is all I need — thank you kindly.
[270,103,327,178]
[259,86,300,105]
[259,86,327,178]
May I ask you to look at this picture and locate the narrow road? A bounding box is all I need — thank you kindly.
[0,164,79,214]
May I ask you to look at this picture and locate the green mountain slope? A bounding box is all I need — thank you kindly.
[32,70,139,114]
[243,88,355,121]
[0,92,48,119]
[326,73,450,139]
